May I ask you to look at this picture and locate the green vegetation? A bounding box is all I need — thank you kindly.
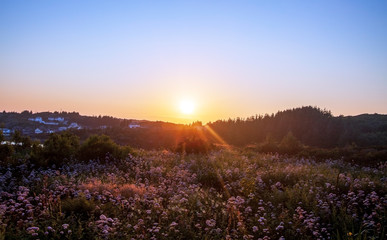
[175,136,211,154]
[0,149,385,239]
[38,132,80,167]
[78,134,133,163]
[208,106,387,148]
[0,132,133,167]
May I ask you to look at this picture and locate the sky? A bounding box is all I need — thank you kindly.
[1,1,387,123]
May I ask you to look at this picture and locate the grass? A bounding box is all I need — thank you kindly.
[0,149,385,239]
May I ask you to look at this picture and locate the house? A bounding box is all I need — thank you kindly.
[58,127,67,131]
[68,122,81,129]
[29,117,43,123]
[35,128,43,134]
[48,117,64,122]
[0,128,12,136]
[129,124,141,128]
[44,122,59,125]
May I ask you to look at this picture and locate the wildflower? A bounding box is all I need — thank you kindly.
[62,224,69,229]
[26,227,39,235]
[206,219,216,227]
[252,226,258,232]
[276,222,284,231]
[347,232,353,236]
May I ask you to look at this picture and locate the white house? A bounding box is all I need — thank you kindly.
[0,128,11,136]
[48,117,64,122]
[44,122,59,125]
[68,122,80,129]
[35,128,43,134]
[29,117,44,123]
[129,124,141,128]
[58,127,67,131]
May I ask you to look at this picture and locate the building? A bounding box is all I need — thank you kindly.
[0,128,12,136]
[68,122,81,129]
[48,117,64,122]
[44,122,59,125]
[58,127,68,131]
[35,128,43,134]
[29,117,43,123]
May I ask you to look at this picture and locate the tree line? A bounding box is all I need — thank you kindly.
[207,106,387,148]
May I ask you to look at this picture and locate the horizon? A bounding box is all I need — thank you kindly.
[2,105,385,125]
[1,1,387,124]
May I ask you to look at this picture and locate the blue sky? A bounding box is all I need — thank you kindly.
[1,1,386,123]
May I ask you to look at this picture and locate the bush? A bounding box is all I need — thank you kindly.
[279,132,303,154]
[78,134,132,162]
[0,144,14,164]
[175,136,210,154]
[61,195,95,220]
[259,134,279,153]
[37,132,80,167]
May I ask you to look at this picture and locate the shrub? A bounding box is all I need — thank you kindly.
[279,132,303,154]
[61,195,95,220]
[78,134,132,162]
[175,136,210,154]
[37,132,80,167]
[257,133,279,153]
[0,144,14,164]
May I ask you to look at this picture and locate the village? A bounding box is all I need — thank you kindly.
[0,112,143,138]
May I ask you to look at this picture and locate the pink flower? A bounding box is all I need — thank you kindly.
[206,219,216,227]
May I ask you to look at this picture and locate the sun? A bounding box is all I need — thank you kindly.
[179,100,195,115]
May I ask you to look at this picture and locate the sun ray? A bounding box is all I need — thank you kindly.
[204,125,234,151]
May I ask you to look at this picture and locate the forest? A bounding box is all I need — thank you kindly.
[1,106,387,165]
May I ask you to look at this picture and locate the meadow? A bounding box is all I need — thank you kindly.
[0,149,385,240]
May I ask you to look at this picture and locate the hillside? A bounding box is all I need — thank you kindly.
[208,107,387,148]
[1,107,387,150]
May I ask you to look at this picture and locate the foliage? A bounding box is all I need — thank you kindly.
[278,131,303,154]
[259,134,279,153]
[0,150,385,239]
[37,132,80,167]
[208,106,387,148]
[78,134,132,163]
[61,195,95,220]
[175,136,211,154]
[0,144,14,164]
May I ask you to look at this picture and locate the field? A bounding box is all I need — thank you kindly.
[0,150,386,239]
